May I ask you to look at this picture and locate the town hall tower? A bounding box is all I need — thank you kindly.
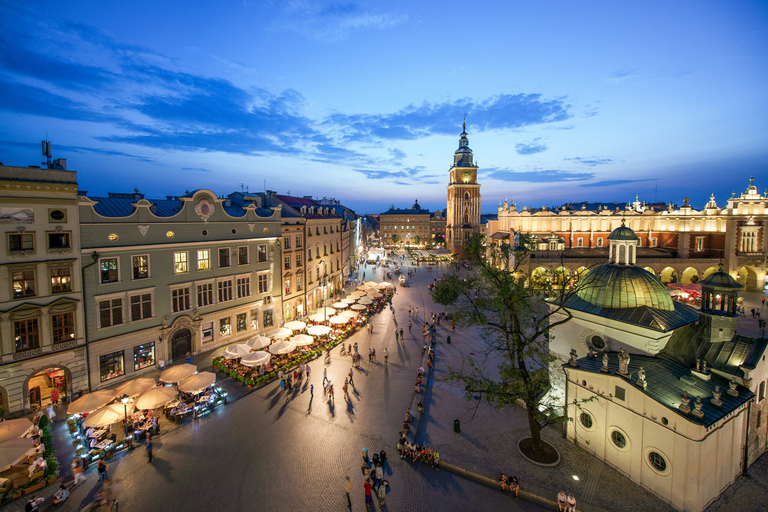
[446,121,482,253]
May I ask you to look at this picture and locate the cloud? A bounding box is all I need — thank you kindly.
[515,139,548,155]
[565,157,614,166]
[580,179,657,188]
[485,168,594,183]
[354,169,410,180]
[181,167,212,173]
[273,2,407,42]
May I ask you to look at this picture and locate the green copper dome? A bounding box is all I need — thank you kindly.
[699,270,742,290]
[607,224,639,241]
[576,265,675,311]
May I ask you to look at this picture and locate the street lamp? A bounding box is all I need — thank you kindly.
[318,260,328,323]
[120,395,131,446]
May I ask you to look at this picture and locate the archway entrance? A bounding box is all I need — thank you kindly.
[660,267,678,284]
[703,267,718,279]
[643,267,656,276]
[171,328,192,362]
[296,299,304,318]
[531,267,550,288]
[27,368,67,410]
[681,267,699,284]
[737,266,758,290]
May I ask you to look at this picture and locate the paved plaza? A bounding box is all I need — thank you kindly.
[4,252,767,512]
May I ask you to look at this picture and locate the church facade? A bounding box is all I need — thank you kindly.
[446,123,482,254]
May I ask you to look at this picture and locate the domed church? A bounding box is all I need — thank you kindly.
[548,223,768,511]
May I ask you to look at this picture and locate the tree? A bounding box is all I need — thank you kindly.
[434,233,445,246]
[391,234,399,246]
[414,235,421,245]
[432,233,592,461]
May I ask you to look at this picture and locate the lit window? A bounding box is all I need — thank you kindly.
[52,312,75,344]
[50,267,72,293]
[14,318,40,351]
[174,252,188,274]
[100,258,119,283]
[132,255,149,279]
[12,270,36,298]
[198,249,210,270]
[166,231,174,238]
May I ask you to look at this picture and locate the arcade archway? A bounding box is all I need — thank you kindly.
[170,328,192,362]
[531,267,550,288]
[737,266,758,290]
[681,267,699,284]
[660,267,678,284]
[26,367,69,410]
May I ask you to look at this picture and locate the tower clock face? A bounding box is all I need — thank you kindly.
[462,170,470,181]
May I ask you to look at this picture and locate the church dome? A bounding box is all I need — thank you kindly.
[411,200,422,211]
[576,265,675,311]
[607,224,639,241]
[699,268,742,290]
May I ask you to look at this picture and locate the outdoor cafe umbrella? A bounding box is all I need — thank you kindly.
[178,372,216,394]
[340,297,357,304]
[272,327,293,338]
[366,292,382,298]
[0,419,33,444]
[358,298,374,305]
[290,334,314,346]
[365,281,378,287]
[160,364,197,383]
[116,378,157,398]
[67,389,117,415]
[332,302,348,309]
[223,344,252,359]
[356,285,369,291]
[240,351,271,367]
[284,321,307,331]
[339,310,358,319]
[268,340,296,355]
[351,304,367,311]
[83,403,136,428]
[307,325,332,336]
[378,282,393,288]
[314,307,336,317]
[0,438,35,472]
[308,313,327,323]
[350,290,367,297]
[247,335,272,350]
[328,315,348,325]
[135,386,178,410]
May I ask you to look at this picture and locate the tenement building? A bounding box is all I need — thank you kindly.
[379,200,433,247]
[0,164,88,414]
[78,189,282,388]
[487,178,767,290]
[446,122,482,254]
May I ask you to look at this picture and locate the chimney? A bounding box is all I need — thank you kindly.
[53,158,67,170]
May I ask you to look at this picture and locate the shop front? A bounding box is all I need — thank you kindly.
[27,367,69,409]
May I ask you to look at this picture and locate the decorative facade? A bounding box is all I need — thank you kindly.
[446,122,482,253]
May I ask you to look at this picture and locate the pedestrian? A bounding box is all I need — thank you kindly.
[451,322,455,332]
[323,367,328,384]
[329,384,335,403]
[384,348,389,364]
[763,297,766,306]
[368,348,372,362]
[400,327,403,339]
[345,476,353,509]
[310,384,314,397]
[343,382,348,399]
[25,495,44,512]
[97,459,108,484]
[557,491,567,511]
[146,435,153,463]
[349,368,354,386]
[71,458,86,487]
[566,494,577,512]
[186,351,192,364]
[306,364,311,379]
[50,387,59,406]
[354,342,359,354]
[364,479,373,510]
[409,319,412,330]
[395,330,399,342]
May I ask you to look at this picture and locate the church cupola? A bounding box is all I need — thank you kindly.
[607,220,639,266]
[697,263,743,343]
[453,120,475,168]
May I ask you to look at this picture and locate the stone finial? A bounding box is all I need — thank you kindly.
[568,348,579,367]
[636,366,647,389]
[600,353,610,373]
[679,391,692,414]
[691,396,705,419]
[711,385,723,407]
[727,378,739,397]
[618,348,630,376]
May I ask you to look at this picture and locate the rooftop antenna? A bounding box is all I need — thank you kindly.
[239,183,248,193]
[654,183,658,203]
[41,136,52,168]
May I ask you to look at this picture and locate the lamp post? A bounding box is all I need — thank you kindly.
[318,260,327,323]
[120,395,131,445]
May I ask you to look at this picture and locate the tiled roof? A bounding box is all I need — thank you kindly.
[91,197,184,217]
[556,295,699,332]
[380,208,431,215]
[568,353,754,428]
[275,194,318,207]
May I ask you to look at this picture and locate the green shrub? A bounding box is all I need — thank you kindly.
[37,414,49,429]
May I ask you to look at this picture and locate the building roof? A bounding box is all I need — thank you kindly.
[699,269,743,290]
[567,353,754,428]
[559,294,699,332]
[607,224,640,241]
[575,265,676,311]
[275,194,319,208]
[90,197,184,217]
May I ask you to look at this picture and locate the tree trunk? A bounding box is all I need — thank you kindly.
[526,406,545,456]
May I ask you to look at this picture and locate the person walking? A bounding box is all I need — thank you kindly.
[384,348,389,365]
[371,348,376,363]
[349,368,355,386]
[50,388,59,406]
[345,476,353,509]
[306,364,311,379]
[97,459,108,484]
[400,328,404,339]
[408,319,412,331]
[323,367,328,385]
[186,351,192,365]
[368,348,372,362]
[395,330,399,342]
[364,479,373,510]
[310,384,314,397]
[329,384,335,403]
[71,458,86,487]
[343,382,348,399]
[146,435,153,463]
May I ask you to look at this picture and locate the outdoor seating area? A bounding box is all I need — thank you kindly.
[213,283,395,386]
[0,416,57,502]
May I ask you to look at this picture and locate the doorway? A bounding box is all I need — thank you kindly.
[27,368,67,410]
[171,328,192,362]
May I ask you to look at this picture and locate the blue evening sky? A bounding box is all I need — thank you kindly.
[1,1,766,214]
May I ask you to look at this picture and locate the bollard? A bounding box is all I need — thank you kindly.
[454,419,461,433]
[447,336,451,344]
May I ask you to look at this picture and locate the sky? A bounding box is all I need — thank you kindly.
[1,1,767,214]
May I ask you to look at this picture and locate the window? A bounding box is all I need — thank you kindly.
[100,257,119,283]
[99,297,123,328]
[218,278,233,302]
[48,209,66,222]
[324,244,327,255]
[336,241,339,252]
[99,351,125,382]
[236,276,250,298]
[648,451,667,473]
[174,252,188,274]
[49,267,71,293]
[258,273,269,294]
[611,430,627,449]
[590,336,606,350]
[284,255,291,269]
[614,386,626,401]
[308,248,312,260]
[8,233,34,253]
[695,236,704,252]
[651,237,658,247]
[238,246,249,265]
[48,232,71,250]
[197,282,214,306]
[14,318,39,351]
[316,227,320,235]
[760,381,766,401]
[284,278,291,295]
[597,238,603,247]
[284,237,291,250]
[130,255,148,280]
[219,248,230,268]
[129,292,153,321]
[220,317,231,337]
[296,275,302,291]
[257,245,267,263]
[198,249,210,270]
[296,253,302,267]
[577,238,583,247]
[263,309,274,327]
[134,342,155,371]
[12,269,36,298]
[579,412,593,429]
[201,322,214,343]
[51,311,75,344]
[237,313,247,332]
[171,286,191,313]
[295,235,302,248]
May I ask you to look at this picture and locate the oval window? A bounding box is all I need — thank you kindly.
[263,228,268,234]
[166,231,174,238]
[579,412,593,429]
[50,210,65,220]
[661,417,669,426]
[611,430,627,449]
[648,451,667,472]
[202,230,208,236]
[591,336,606,350]
[108,233,118,241]
[231,229,237,234]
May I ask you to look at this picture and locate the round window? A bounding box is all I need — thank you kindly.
[579,412,593,429]
[108,233,118,241]
[231,228,237,234]
[661,417,669,426]
[166,231,174,238]
[263,228,268,234]
[202,230,208,236]
[648,451,667,472]
[591,336,606,350]
[50,210,65,220]
[611,430,627,449]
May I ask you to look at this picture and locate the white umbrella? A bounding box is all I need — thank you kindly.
[378,282,394,288]
[339,310,359,319]
[332,302,348,309]
[135,386,178,410]
[0,419,33,444]
[178,372,216,394]
[367,292,382,298]
[307,325,333,336]
[351,290,367,297]
[340,297,357,304]
[116,378,157,398]
[328,315,348,325]
[269,340,297,354]
[0,438,35,472]
[351,304,367,310]
[83,403,136,428]
[67,389,117,415]
[308,313,328,323]
[365,281,378,287]
[314,307,336,317]
[284,321,307,331]
[358,298,374,305]
[223,344,252,359]
[247,335,271,350]
[290,334,314,346]
[356,285,369,291]
[240,351,271,367]
[272,327,293,338]
[160,364,197,383]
